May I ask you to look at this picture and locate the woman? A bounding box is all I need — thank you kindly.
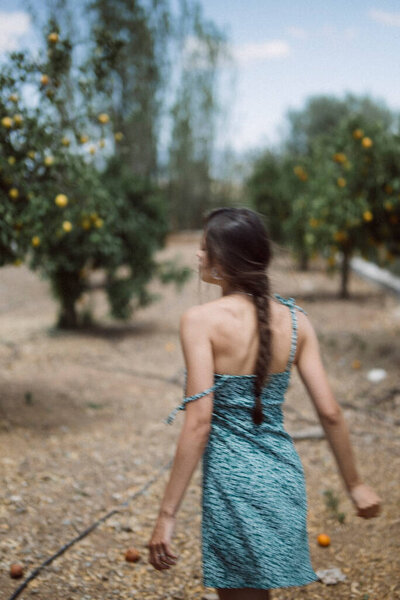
[147,207,382,600]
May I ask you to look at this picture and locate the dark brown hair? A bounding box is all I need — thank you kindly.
[203,207,273,425]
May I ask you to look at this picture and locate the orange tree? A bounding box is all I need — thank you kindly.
[304,116,400,297]
[0,23,189,328]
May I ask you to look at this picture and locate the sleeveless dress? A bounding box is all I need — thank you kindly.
[164,294,319,591]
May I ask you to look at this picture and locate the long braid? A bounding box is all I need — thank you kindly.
[203,206,273,426]
[252,274,272,425]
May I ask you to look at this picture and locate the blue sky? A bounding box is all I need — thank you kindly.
[1,1,400,151]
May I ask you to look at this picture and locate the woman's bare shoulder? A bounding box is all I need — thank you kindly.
[180,299,222,330]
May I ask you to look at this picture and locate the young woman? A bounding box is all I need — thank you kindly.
[147,207,382,600]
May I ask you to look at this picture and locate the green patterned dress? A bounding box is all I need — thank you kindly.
[164,294,319,590]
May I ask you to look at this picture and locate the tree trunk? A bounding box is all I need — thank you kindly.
[340,249,351,299]
[298,249,309,271]
[57,296,79,329]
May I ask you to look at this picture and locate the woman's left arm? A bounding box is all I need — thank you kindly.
[148,306,215,571]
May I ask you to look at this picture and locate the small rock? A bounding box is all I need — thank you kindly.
[366,368,387,383]
[316,567,346,585]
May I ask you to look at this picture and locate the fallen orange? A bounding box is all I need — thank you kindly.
[317,533,331,547]
[125,548,140,563]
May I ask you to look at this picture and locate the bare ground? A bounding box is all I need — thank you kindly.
[0,232,399,600]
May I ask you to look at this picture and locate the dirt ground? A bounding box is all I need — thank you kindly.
[0,232,399,600]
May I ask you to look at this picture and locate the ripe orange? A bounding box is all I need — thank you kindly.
[337,177,346,188]
[32,236,41,247]
[9,188,19,199]
[80,134,89,144]
[55,194,68,207]
[9,94,18,103]
[362,137,373,149]
[114,131,124,142]
[62,221,72,232]
[8,156,16,165]
[61,137,70,147]
[125,548,140,563]
[352,128,363,139]
[40,74,50,86]
[98,113,110,124]
[352,359,361,369]
[48,32,59,43]
[363,210,373,222]
[13,114,23,126]
[317,533,331,547]
[44,156,54,167]
[10,564,24,579]
[1,116,13,128]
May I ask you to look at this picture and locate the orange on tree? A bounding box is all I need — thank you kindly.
[337,177,346,188]
[1,116,13,128]
[13,114,23,126]
[352,128,363,139]
[48,32,59,43]
[8,93,18,103]
[55,194,68,207]
[384,184,393,194]
[81,218,91,230]
[94,217,104,228]
[27,150,36,159]
[333,231,348,242]
[40,74,50,86]
[79,134,89,144]
[384,200,393,211]
[309,217,319,228]
[9,188,19,199]
[62,221,73,232]
[61,137,70,147]
[363,210,373,222]
[98,113,110,124]
[44,155,55,166]
[89,145,96,155]
[114,131,124,142]
[333,152,346,163]
[362,137,373,148]
[8,156,16,165]
[317,533,331,547]
[352,359,361,369]
[99,139,105,148]
[32,236,41,247]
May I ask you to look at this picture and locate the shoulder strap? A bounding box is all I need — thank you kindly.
[163,372,229,425]
[273,294,308,372]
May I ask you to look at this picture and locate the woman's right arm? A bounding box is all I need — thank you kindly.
[295,311,382,518]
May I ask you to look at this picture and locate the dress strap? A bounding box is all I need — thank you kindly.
[163,372,229,425]
[273,294,308,372]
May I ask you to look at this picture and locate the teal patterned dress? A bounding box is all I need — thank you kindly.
[164,294,319,590]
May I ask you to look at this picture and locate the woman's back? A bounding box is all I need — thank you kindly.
[200,292,303,377]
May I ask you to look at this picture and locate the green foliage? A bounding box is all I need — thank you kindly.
[323,489,346,524]
[0,13,190,328]
[246,94,400,294]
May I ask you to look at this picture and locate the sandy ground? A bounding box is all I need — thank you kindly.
[0,232,399,600]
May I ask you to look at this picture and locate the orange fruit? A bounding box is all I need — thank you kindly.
[353,128,363,139]
[352,359,361,369]
[61,137,70,147]
[1,116,13,128]
[40,74,50,86]
[10,564,24,579]
[32,236,41,247]
[62,221,72,232]
[48,32,59,43]
[114,131,124,142]
[9,188,19,199]
[55,194,68,207]
[98,113,110,124]
[317,533,331,547]
[125,548,140,563]
[44,156,54,166]
[9,94,18,103]
[362,137,373,149]
[363,210,373,222]
[337,177,346,188]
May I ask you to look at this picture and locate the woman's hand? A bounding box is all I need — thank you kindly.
[348,483,382,518]
[148,514,179,571]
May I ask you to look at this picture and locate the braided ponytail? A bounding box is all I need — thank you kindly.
[252,275,272,425]
[203,207,273,426]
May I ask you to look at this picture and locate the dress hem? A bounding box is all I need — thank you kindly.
[203,572,319,591]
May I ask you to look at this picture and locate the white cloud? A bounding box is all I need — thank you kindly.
[286,26,308,40]
[369,9,400,27]
[233,41,290,64]
[0,12,31,54]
